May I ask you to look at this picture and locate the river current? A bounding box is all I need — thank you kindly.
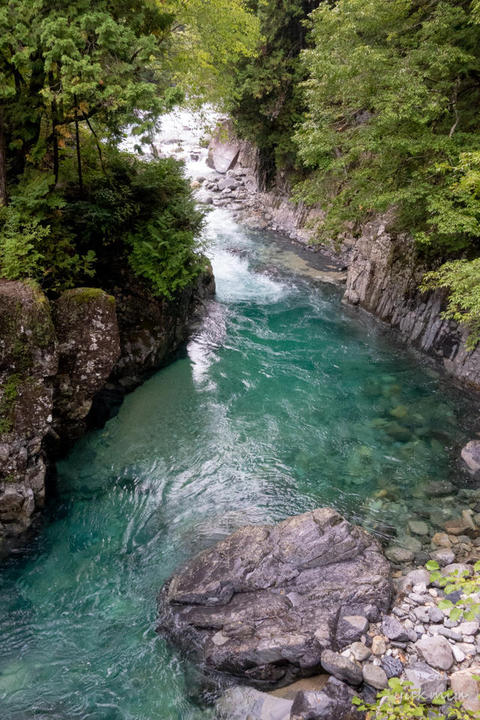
[0,114,477,719]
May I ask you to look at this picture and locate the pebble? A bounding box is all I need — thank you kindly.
[430,549,455,566]
[416,636,454,670]
[452,645,466,663]
[432,532,451,548]
[382,616,410,642]
[350,642,371,662]
[428,606,444,623]
[457,621,479,636]
[386,546,415,564]
[381,656,403,679]
[409,520,430,536]
[414,607,430,624]
[362,663,388,690]
[371,636,387,656]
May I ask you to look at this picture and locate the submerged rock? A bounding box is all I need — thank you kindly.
[158,508,392,689]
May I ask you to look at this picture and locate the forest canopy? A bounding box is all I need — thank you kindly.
[0,0,259,295]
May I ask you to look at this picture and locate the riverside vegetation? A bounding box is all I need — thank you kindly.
[0,0,259,296]
[227,0,480,350]
[3,1,480,719]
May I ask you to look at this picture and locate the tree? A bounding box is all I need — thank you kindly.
[227,0,321,188]
[295,0,480,249]
[295,0,480,346]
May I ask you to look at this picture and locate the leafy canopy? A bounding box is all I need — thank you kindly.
[295,0,480,252]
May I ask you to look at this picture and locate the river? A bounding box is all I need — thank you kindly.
[0,112,477,719]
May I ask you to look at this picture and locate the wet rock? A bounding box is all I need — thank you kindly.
[461,440,480,475]
[320,650,363,687]
[158,509,392,689]
[444,517,477,538]
[431,532,451,548]
[362,663,388,690]
[408,520,429,536]
[290,677,364,720]
[404,662,447,702]
[385,546,414,564]
[415,636,453,671]
[424,481,454,497]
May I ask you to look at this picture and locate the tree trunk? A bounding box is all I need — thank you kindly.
[0,107,7,206]
[74,96,83,196]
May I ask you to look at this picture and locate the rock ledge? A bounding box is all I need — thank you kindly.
[158,508,392,689]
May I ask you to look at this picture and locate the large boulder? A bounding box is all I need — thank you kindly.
[158,508,393,689]
[53,288,120,444]
[0,280,57,541]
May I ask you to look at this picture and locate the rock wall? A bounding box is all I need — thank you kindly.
[207,121,480,388]
[0,269,215,552]
[343,215,480,388]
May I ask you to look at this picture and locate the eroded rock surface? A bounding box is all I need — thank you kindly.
[158,508,393,689]
[53,288,120,445]
[0,280,57,540]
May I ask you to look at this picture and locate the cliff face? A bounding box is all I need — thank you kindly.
[0,268,215,552]
[343,216,480,388]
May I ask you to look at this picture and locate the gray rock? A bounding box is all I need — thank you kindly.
[408,520,429,536]
[380,656,403,679]
[450,670,480,714]
[424,481,454,497]
[320,650,363,687]
[461,440,480,475]
[385,546,415,564]
[215,686,292,720]
[404,662,447,702]
[336,616,369,649]
[415,636,454,671]
[430,549,455,566]
[290,677,364,720]
[362,663,388,690]
[158,508,392,689]
[397,568,430,593]
[413,606,430,624]
[428,606,444,624]
[382,616,410,643]
[350,642,371,662]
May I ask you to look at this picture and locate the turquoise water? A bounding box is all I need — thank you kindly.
[0,208,476,720]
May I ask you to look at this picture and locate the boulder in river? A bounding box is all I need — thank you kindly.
[157,508,393,689]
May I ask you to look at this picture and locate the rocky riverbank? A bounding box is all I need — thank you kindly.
[158,508,480,719]
[201,120,480,390]
[0,268,215,553]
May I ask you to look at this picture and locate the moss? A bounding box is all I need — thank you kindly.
[69,287,114,304]
[0,373,21,436]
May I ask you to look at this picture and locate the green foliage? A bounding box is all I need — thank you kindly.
[427,559,480,621]
[353,678,476,719]
[421,259,480,350]
[164,0,261,105]
[228,0,320,184]
[0,141,206,298]
[295,0,480,248]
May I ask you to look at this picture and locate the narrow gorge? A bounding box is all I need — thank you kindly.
[1,111,480,719]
